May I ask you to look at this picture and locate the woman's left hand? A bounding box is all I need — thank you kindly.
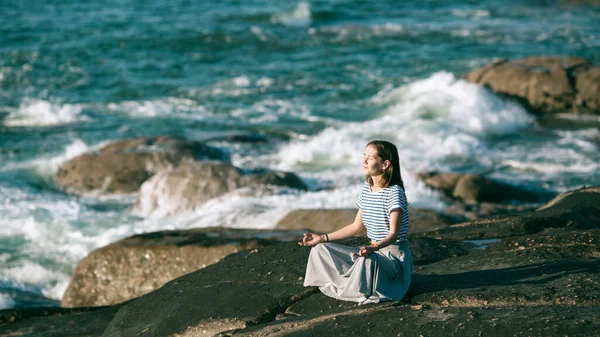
[352,245,378,257]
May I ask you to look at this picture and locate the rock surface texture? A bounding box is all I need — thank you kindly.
[466,56,600,115]
[55,137,225,195]
[61,228,303,308]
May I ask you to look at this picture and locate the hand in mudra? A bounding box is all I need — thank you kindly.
[298,233,323,247]
[352,245,378,257]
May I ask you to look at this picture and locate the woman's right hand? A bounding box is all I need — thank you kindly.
[298,232,323,247]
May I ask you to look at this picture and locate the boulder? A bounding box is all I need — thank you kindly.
[55,137,224,195]
[452,174,538,204]
[133,162,307,217]
[422,172,462,196]
[61,228,300,308]
[466,56,600,115]
[419,171,539,204]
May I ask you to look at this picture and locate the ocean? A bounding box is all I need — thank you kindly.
[1,0,599,309]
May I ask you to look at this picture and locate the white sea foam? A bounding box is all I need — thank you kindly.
[272,72,533,182]
[451,9,490,18]
[0,293,16,310]
[107,97,209,119]
[0,139,91,179]
[272,2,312,28]
[3,99,88,127]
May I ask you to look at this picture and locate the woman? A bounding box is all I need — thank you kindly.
[299,140,412,304]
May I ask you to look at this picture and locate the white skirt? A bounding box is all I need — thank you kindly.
[303,241,412,304]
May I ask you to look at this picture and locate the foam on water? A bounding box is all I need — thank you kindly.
[0,139,91,179]
[107,97,209,119]
[272,2,312,28]
[274,71,533,173]
[3,99,88,127]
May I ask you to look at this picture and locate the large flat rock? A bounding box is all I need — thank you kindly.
[62,228,302,308]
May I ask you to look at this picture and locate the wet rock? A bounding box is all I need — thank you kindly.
[55,137,224,195]
[133,162,307,217]
[61,228,299,308]
[466,56,600,115]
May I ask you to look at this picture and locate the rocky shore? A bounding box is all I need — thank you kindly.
[1,186,598,336]
[1,55,599,336]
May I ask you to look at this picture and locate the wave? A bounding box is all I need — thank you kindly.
[106,97,210,119]
[2,99,89,127]
[273,71,533,172]
[272,2,312,28]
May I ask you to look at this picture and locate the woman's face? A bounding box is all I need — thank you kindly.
[363,145,385,176]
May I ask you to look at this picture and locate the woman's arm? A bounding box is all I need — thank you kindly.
[355,209,402,257]
[298,209,364,246]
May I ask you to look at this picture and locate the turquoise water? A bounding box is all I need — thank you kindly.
[1,0,599,309]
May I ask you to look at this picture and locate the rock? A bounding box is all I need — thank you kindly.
[55,137,224,195]
[99,240,316,337]
[0,306,119,337]
[275,209,359,233]
[452,174,538,204]
[537,185,600,211]
[419,171,539,204]
[241,169,306,190]
[226,306,599,337]
[61,228,299,308]
[423,172,463,196]
[466,56,600,115]
[422,187,600,241]
[445,202,538,221]
[275,208,462,234]
[133,162,307,217]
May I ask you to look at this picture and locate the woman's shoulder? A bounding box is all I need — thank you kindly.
[385,184,406,195]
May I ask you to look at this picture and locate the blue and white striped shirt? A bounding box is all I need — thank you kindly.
[356,183,409,243]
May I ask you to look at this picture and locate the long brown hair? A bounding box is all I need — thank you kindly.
[365,140,405,190]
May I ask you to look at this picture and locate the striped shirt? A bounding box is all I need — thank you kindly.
[356,183,409,243]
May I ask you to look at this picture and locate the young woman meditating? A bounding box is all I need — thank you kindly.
[299,140,412,304]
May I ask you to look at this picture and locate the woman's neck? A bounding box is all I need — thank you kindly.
[370,175,383,191]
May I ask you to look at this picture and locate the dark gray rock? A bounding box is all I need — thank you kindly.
[0,306,120,337]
